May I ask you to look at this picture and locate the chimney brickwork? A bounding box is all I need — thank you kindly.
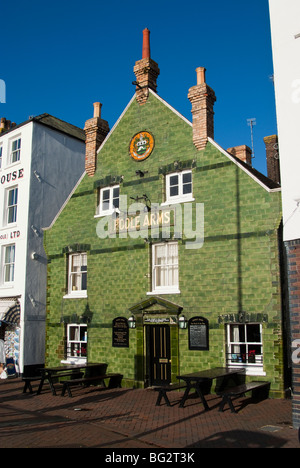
[0,118,16,133]
[188,67,216,151]
[227,145,252,165]
[134,28,160,105]
[264,135,280,184]
[84,103,109,177]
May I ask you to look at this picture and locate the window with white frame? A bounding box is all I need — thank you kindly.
[226,323,264,374]
[10,138,21,164]
[3,244,15,284]
[6,187,18,224]
[66,324,87,361]
[151,242,179,294]
[165,170,193,204]
[97,185,120,216]
[67,253,87,296]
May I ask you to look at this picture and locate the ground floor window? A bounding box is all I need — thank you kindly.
[66,324,87,362]
[226,323,264,375]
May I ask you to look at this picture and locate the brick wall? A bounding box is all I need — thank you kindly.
[285,239,300,428]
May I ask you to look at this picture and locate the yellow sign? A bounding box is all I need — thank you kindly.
[129,131,154,161]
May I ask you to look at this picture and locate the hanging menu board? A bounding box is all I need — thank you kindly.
[188,317,209,351]
[112,317,129,348]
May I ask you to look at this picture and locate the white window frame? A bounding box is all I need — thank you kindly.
[226,323,265,376]
[164,170,194,205]
[0,145,2,169]
[65,323,87,363]
[2,244,16,285]
[10,138,21,165]
[6,186,18,225]
[148,242,180,295]
[64,252,87,298]
[96,185,120,217]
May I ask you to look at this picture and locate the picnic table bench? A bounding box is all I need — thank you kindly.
[218,381,270,413]
[61,373,123,397]
[154,383,187,407]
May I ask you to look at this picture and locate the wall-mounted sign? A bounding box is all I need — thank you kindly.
[112,317,129,348]
[188,317,209,351]
[129,131,154,161]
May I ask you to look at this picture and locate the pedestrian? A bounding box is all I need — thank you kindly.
[0,323,7,379]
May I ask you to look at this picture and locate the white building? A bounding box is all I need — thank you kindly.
[0,114,85,374]
[269,0,300,429]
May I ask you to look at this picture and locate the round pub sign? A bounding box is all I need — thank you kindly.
[129,131,154,161]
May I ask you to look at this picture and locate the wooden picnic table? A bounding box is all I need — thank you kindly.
[37,363,108,396]
[177,367,245,410]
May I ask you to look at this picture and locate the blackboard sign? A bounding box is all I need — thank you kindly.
[188,317,209,351]
[112,317,129,348]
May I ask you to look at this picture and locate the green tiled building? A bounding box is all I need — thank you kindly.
[44,30,287,397]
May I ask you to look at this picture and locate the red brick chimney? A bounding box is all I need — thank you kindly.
[84,103,110,177]
[264,135,280,184]
[0,118,16,133]
[188,67,216,151]
[227,145,252,166]
[134,28,160,105]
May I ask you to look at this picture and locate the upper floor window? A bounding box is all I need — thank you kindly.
[10,138,21,164]
[67,252,87,297]
[150,242,179,294]
[6,187,18,224]
[97,185,120,216]
[3,244,15,284]
[165,170,193,204]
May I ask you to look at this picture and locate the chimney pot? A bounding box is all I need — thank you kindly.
[93,102,102,118]
[142,28,151,59]
[196,67,206,85]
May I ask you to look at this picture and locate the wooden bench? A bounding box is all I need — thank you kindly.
[23,371,84,395]
[22,376,42,394]
[218,381,270,413]
[61,373,123,397]
[154,383,187,407]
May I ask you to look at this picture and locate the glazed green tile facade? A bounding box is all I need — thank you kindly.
[44,91,285,396]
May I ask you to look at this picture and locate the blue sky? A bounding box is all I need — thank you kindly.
[0,0,276,175]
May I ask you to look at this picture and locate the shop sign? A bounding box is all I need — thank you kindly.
[112,317,129,348]
[188,317,209,351]
[0,230,21,243]
[144,316,177,325]
[113,209,171,233]
[0,168,24,185]
[129,131,154,161]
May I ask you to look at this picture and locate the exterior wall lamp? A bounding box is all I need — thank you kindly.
[178,315,188,330]
[128,315,136,329]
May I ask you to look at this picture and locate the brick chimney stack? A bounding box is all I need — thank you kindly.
[134,28,160,105]
[227,145,252,166]
[84,103,110,177]
[188,67,216,151]
[264,135,281,184]
[0,117,16,133]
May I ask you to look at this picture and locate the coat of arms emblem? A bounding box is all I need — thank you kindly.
[129,131,154,161]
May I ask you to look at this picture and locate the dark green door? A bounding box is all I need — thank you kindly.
[148,325,171,386]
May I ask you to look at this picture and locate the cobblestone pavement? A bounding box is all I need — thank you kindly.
[0,378,299,449]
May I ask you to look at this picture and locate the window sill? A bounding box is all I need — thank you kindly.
[147,289,181,296]
[63,291,88,299]
[161,197,195,207]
